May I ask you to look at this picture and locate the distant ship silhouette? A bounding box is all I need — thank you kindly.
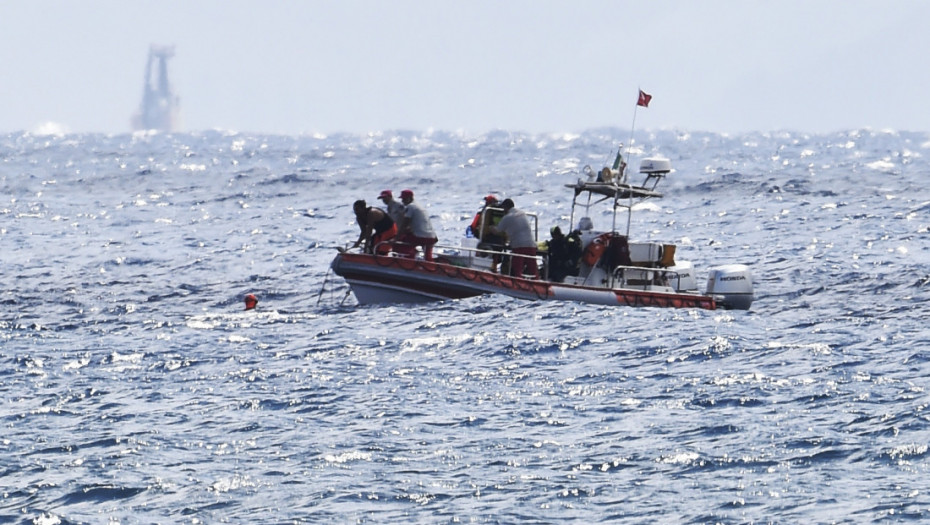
[131,45,180,132]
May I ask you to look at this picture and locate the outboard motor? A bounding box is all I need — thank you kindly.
[706,264,754,310]
[667,261,698,292]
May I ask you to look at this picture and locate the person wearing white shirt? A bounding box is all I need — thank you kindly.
[491,198,539,279]
[397,189,438,261]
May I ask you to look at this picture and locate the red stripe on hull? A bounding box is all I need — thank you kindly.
[612,289,715,310]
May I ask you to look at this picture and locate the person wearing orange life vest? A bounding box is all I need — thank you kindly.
[469,194,499,239]
[489,198,539,279]
[469,195,507,269]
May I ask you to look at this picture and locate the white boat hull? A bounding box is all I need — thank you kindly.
[331,252,725,310]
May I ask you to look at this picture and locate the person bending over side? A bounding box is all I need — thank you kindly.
[352,199,396,255]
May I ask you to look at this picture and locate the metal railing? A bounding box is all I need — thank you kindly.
[610,265,682,291]
[357,239,547,279]
[344,239,695,293]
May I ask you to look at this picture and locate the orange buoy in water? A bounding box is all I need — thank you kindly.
[244,294,258,310]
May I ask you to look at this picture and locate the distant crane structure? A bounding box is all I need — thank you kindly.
[132,45,180,132]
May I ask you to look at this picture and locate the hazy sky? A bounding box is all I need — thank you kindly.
[2,0,928,135]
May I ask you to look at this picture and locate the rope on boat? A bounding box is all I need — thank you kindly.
[338,288,352,306]
[317,266,353,306]
[316,267,333,306]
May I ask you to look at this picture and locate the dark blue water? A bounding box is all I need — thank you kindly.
[2,129,929,523]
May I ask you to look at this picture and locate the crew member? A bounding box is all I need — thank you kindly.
[377,190,405,226]
[469,195,506,270]
[469,195,498,239]
[546,226,582,282]
[352,199,396,255]
[490,198,539,279]
[397,189,438,261]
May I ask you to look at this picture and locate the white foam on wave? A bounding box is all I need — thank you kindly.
[866,159,896,172]
[325,450,372,463]
[632,201,662,212]
[6,129,930,523]
[32,122,69,136]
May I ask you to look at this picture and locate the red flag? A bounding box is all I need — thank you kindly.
[637,89,652,107]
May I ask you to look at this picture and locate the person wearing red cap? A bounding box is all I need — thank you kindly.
[377,189,405,226]
[468,195,506,271]
[469,194,500,240]
[396,189,438,261]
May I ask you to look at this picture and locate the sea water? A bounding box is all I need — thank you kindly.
[2,128,929,523]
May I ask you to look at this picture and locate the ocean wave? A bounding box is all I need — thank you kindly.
[3,129,930,523]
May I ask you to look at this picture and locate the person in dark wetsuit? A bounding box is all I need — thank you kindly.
[546,226,582,282]
[352,199,397,255]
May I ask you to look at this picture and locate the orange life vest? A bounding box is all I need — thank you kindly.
[582,233,612,266]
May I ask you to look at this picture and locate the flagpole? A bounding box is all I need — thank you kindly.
[624,90,641,185]
[624,89,642,237]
